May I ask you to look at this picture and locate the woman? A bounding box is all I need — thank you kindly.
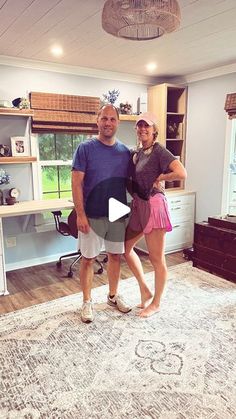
[125,112,187,318]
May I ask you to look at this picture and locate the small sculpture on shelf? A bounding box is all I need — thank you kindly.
[102,89,120,105]
[119,102,132,114]
[0,144,11,157]
[12,97,30,109]
[5,188,20,205]
[167,121,179,138]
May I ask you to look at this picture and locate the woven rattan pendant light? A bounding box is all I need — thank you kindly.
[102,0,181,41]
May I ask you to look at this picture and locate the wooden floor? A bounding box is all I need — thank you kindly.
[0,250,186,315]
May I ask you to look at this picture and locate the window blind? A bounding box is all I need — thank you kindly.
[30,92,100,133]
[224,93,236,119]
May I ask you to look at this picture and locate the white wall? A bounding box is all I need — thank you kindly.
[185,72,236,222]
[0,64,148,114]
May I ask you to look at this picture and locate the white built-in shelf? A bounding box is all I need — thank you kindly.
[0,108,34,117]
[167,112,185,116]
[166,138,184,141]
[119,114,137,121]
[0,157,37,164]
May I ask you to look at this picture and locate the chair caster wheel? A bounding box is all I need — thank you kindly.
[68,271,73,278]
[56,261,62,268]
[97,268,103,274]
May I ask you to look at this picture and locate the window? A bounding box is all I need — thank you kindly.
[38,133,89,200]
[222,119,236,215]
[34,132,90,228]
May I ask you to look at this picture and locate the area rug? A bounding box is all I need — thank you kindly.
[0,262,235,419]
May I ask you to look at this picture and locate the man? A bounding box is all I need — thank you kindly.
[72,104,131,323]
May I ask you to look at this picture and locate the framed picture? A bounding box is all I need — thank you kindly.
[10,136,29,157]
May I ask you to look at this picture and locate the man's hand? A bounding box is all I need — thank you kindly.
[77,214,90,234]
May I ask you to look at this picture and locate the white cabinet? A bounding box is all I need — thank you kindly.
[135,191,195,254]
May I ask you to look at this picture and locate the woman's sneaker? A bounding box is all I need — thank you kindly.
[107,294,132,313]
[81,301,94,323]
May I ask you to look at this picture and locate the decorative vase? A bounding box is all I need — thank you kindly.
[167,121,178,138]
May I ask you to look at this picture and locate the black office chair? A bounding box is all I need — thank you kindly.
[52,209,108,278]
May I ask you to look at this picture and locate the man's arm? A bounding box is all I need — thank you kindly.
[71,170,90,234]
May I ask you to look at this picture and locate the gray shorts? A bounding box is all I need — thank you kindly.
[78,217,125,258]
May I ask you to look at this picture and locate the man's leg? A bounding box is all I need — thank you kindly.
[79,220,104,323]
[106,252,132,313]
[107,252,131,313]
[107,253,121,296]
[79,256,95,302]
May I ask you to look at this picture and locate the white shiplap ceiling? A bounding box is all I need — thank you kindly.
[0,0,236,82]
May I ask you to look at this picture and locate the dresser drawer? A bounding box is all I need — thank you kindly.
[194,243,236,273]
[167,194,194,206]
[194,223,236,256]
[167,194,195,223]
[165,221,194,253]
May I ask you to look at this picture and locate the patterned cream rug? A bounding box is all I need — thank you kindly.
[0,262,235,419]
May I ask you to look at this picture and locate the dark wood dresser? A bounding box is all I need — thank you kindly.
[193,216,236,282]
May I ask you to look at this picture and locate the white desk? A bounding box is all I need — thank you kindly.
[0,199,74,295]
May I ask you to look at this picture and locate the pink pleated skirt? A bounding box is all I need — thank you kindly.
[128,193,172,234]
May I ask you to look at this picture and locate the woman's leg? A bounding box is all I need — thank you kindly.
[139,228,167,317]
[124,226,153,307]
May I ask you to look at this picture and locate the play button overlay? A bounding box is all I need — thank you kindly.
[108,198,130,222]
[85,176,150,242]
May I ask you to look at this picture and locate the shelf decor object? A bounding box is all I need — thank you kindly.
[102,0,181,41]
[10,136,29,157]
[102,89,120,105]
[0,169,10,186]
[119,102,132,114]
[0,169,10,205]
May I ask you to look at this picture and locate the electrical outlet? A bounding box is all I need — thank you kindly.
[6,237,17,248]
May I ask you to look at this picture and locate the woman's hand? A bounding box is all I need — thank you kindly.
[152,178,165,193]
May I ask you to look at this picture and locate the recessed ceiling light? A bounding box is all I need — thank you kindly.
[50,45,63,57]
[146,62,157,72]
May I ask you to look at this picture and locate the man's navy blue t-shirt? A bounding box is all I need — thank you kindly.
[72,138,130,218]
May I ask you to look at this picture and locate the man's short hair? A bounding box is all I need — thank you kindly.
[97,104,120,119]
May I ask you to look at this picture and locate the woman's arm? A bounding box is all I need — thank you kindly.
[157,159,187,183]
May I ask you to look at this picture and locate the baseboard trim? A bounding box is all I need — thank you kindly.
[6,253,64,272]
